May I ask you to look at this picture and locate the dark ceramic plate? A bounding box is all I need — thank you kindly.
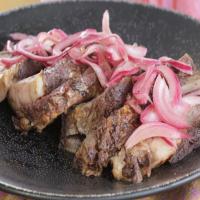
[0,1,200,200]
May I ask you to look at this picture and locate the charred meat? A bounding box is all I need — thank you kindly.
[60,77,132,153]
[177,54,200,95]
[181,70,200,95]
[8,59,85,112]
[75,105,139,176]
[13,67,102,132]
[111,138,179,183]
[170,128,200,163]
[112,126,200,183]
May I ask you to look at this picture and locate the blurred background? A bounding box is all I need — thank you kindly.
[0,0,39,12]
[0,0,200,20]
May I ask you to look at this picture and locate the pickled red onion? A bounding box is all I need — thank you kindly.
[125,122,190,149]
[153,75,190,128]
[140,104,161,123]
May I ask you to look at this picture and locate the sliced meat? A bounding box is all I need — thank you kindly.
[13,69,102,132]
[111,147,145,183]
[74,105,139,177]
[178,53,196,72]
[62,135,84,154]
[187,104,200,127]
[111,138,180,183]
[75,134,101,176]
[16,59,44,80]
[8,59,84,112]
[60,77,132,142]
[0,51,43,102]
[181,70,200,95]
[177,54,200,95]
[117,123,200,183]
[169,128,200,163]
[178,53,196,82]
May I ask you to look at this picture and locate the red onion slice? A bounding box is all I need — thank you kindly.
[80,58,108,87]
[48,28,68,41]
[158,65,182,103]
[129,56,159,70]
[38,36,55,53]
[125,44,147,58]
[140,104,161,123]
[68,47,82,59]
[111,60,138,79]
[91,33,128,61]
[126,97,142,114]
[153,75,190,128]
[10,32,29,41]
[79,44,103,59]
[105,45,122,66]
[125,122,190,149]
[6,40,16,53]
[108,61,139,86]
[161,137,177,147]
[97,50,113,80]
[102,10,112,34]
[53,29,98,55]
[77,44,113,80]
[133,65,157,104]
[184,89,200,97]
[52,33,79,55]
[15,37,72,62]
[107,67,139,86]
[0,56,24,66]
[160,56,193,75]
[183,95,200,106]
[37,29,68,53]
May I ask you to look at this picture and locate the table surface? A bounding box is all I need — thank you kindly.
[0,1,199,200]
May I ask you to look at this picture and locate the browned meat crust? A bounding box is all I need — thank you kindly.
[17,59,44,80]
[111,138,178,183]
[64,77,132,135]
[62,135,83,154]
[74,105,139,176]
[8,59,88,113]
[43,59,86,94]
[169,128,200,163]
[178,53,196,72]
[187,105,200,127]
[181,70,200,94]
[60,77,132,152]
[177,54,200,95]
[13,69,102,132]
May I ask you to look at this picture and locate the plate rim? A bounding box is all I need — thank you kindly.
[1,1,200,199]
[1,169,200,200]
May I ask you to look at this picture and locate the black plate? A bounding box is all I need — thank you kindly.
[0,1,200,200]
